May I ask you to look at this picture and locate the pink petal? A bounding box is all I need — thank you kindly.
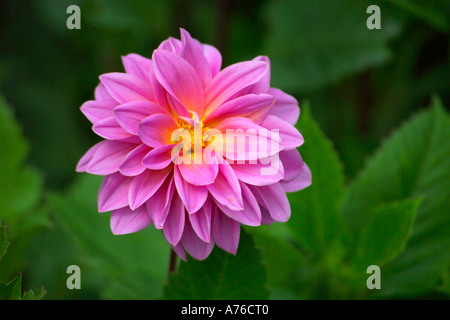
[80,100,118,124]
[280,158,312,192]
[152,49,204,116]
[181,217,214,260]
[128,166,172,210]
[119,144,150,176]
[212,205,240,254]
[204,94,274,125]
[110,205,152,235]
[247,56,271,95]
[216,117,282,162]
[180,28,212,87]
[113,101,169,135]
[98,173,133,212]
[204,60,269,114]
[207,161,243,211]
[177,154,219,186]
[171,243,187,261]
[162,195,185,245]
[147,176,175,229]
[121,54,152,85]
[149,62,170,110]
[100,72,154,104]
[78,140,136,175]
[260,205,275,225]
[279,149,303,181]
[188,199,212,242]
[202,44,222,77]
[268,88,300,125]
[142,144,176,170]
[261,115,304,150]
[94,83,114,101]
[214,182,261,226]
[249,183,291,223]
[174,166,208,213]
[93,116,133,140]
[138,113,179,148]
[231,156,284,186]
[158,37,182,54]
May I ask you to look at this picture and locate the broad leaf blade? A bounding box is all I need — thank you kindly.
[164,231,269,300]
[287,103,348,256]
[343,99,450,297]
[352,198,421,269]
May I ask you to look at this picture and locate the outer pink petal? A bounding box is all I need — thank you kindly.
[152,49,204,116]
[119,144,150,176]
[188,199,212,243]
[98,173,133,212]
[214,182,261,226]
[280,159,312,192]
[171,243,187,261]
[231,156,284,186]
[212,205,240,255]
[128,166,172,210]
[207,161,243,211]
[80,100,118,124]
[121,54,152,85]
[95,83,114,101]
[147,176,175,229]
[114,101,169,135]
[93,116,133,140]
[202,44,222,77]
[162,195,185,246]
[110,205,152,235]
[78,140,136,175]
[249,183,291,223]
[138,113,179,148]
[100,73,154,104]
[261,115,304,150]
[158,37,182,54]
[174,166,208,213]
[268,88,300,125]
[204,94,274,125]
[247,56,271,95]
[204,60,269,115]
[180,28,212,87]
[181,216,214,260]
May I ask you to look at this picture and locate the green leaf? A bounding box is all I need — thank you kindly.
[287,103,348,256]
[0,96,43,232]
[352,198,421,269]
[0,274,22,300]
[252,229,305,289]
[164,231,269,300]
[343,98,450,297]
[49,173,170,299]
[264,0,400,91]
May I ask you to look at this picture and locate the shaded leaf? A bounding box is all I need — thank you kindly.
[164,231,269,300]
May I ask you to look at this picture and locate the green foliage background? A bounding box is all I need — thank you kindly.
[0,0,448,299]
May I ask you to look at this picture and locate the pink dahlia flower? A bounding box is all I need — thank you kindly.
[76,29,311,260]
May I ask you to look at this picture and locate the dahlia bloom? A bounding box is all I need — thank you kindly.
[76,29,311,260]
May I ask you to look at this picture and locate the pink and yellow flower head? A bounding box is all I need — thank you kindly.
[77,29,311,260]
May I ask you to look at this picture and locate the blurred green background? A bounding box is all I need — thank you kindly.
[0,0,449,299]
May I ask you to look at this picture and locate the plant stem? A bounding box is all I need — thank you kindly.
[168,248,177,279]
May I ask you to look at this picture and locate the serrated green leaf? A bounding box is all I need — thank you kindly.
[264,0,400,91]
[343,98,450,297]
[352,198,421,269]
[49,173,170,299]
[0,274,22,300]
[164,231,269,300]
[287,103,348,257]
